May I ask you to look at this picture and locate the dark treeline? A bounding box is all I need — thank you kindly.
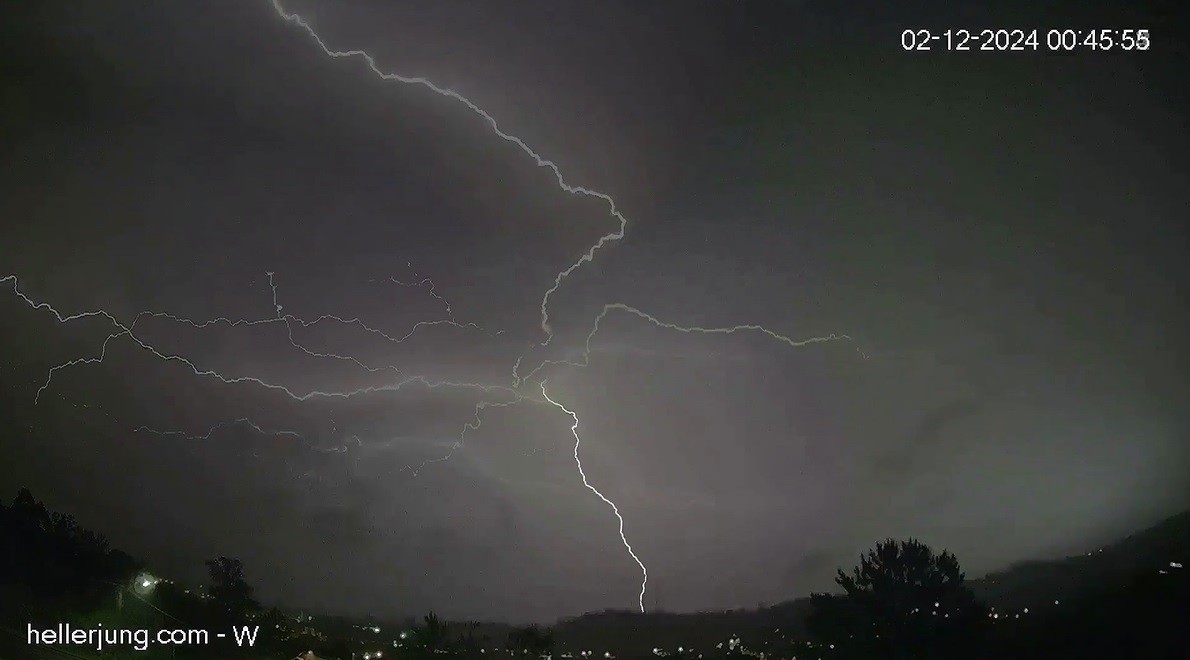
[1,487,140,617]
[1,488,324,658]
[0,487,559,659]
[2,487,1187,659]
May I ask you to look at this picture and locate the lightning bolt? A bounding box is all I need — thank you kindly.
[389,262,483,331]
[399,396,526,477]
[268,0,626,343]
[7,269,534,485]
[0,0,866,618]
[5,273,511,404]
[516,303,852,386]
[540,382,648,613]
[6,267,541,479]
[521,310,846,612]
[134,418,354,454]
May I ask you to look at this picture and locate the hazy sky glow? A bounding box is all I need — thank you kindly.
[1,1,1187,623]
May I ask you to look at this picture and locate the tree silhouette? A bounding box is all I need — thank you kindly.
[508,623,554,657]
[0,488,138,610]
[204,556,258,622]
[409,611,451,654]
[456,620,490,659]
[808,538,987,658]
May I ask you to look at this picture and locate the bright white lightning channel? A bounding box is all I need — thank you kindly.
[516,303,853,386]
[269,0,626,343]
[540,382,648,613]
[267,1,858,614]
[2,272,510,405]
[0,0,862,619]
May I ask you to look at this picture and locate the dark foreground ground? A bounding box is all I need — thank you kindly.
[2,492,1187,659]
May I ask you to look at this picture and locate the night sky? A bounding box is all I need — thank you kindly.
[2,0,1187,623]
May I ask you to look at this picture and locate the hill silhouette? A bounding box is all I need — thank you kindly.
[547,511,1188,657]
[968,510,1189,609]
[2,486,1186,658]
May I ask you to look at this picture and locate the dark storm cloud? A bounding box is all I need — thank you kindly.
[872,398,985,484]
[2,0,1188,624]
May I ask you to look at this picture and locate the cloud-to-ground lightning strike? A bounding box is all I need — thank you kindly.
[540,382,649,613]
[0,0,862,617]
[264,5,857,612]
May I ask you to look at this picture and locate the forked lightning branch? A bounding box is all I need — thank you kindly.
[0,0,857,616]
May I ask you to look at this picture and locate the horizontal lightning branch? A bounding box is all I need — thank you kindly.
[134,417,357,455]
[4,274,511,405]
[5,272,534,475]
[0,0,866,619]
[515,302,853,386]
